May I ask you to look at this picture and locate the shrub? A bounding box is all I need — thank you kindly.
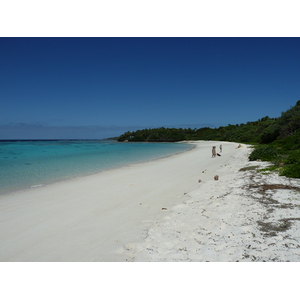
[260,124,280,144]
[284,149,300,164]
[249,146,280,162]
[280,163,300,178]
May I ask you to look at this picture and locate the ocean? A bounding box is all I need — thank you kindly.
[0,140,193,195]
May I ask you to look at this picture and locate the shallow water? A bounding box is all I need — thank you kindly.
[0,140,193,194]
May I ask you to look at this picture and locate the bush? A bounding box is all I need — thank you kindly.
[260,124,280,144]
[249,146,280,162]
[284,149,300,164]
[280,163,300,178]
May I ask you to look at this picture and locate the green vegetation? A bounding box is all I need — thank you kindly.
[118,127,186,142]
[117,100,300,178]
[248,146,280,162]
[117,116,284,144]
[280,149,300,178]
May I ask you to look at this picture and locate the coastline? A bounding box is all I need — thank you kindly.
[0,140,194,196]
[1,140,299,262]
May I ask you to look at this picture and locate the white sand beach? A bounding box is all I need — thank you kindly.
[1,141,300,262]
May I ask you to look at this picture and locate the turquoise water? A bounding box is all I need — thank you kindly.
[0,140,193,194]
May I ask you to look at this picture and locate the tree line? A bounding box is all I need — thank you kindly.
[117,100,300,177]
[118,100,300,146]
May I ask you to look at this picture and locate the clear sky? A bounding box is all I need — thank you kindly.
[1,37,299,139]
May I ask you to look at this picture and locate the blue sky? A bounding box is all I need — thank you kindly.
[1,37,299,139]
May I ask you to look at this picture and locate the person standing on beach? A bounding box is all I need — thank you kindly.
[220,144,222,153]
[212,146,216,158]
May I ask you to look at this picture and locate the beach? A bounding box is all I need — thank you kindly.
[1,141,300,262]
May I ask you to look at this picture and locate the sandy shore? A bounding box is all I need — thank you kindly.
[1,141,299,262]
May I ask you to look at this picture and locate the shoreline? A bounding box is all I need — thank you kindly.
[0,141,195,197]
[3,140,298,262]
[0,140,234,261]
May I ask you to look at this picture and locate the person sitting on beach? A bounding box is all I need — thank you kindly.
[212,146,216,158]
